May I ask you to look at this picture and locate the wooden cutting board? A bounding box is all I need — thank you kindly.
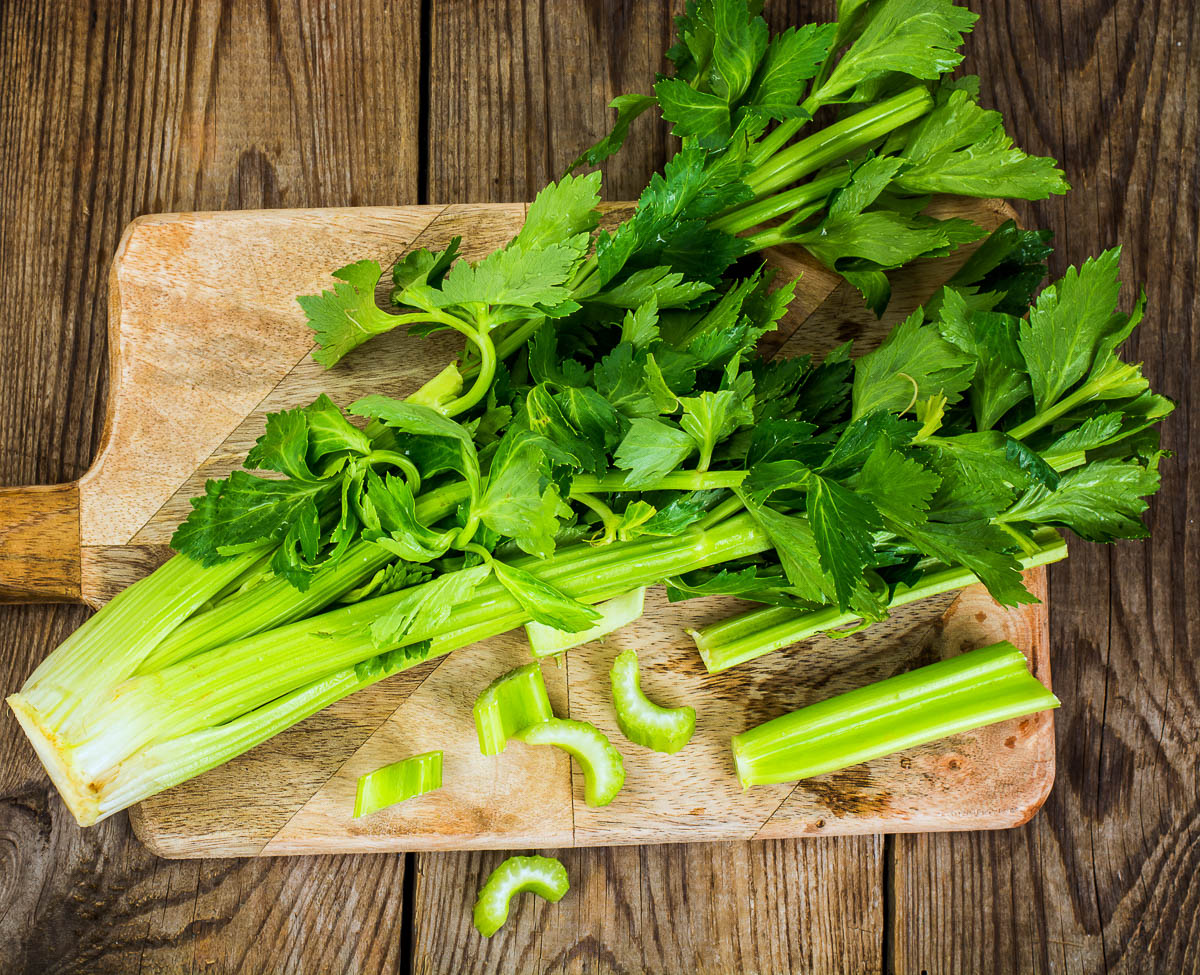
[0,198,1055,857]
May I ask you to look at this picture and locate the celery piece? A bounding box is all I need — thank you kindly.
[473,855,569,937]
[525,588,646,657]
[696,528,1068,673]
[609,649,696,753]
[515,718,625,806]
[731,641,1060,788]
[473,663,554,756]
[353,750,443,817]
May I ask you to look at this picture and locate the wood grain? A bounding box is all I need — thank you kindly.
[0,484,80,602]
[0,1,420,972]
[890,1,1200,973]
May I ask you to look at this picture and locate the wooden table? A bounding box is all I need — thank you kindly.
[0,2,1195,972]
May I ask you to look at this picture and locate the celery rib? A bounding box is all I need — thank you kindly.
[731,642,1060,788]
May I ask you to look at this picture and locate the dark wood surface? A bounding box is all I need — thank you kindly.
[0,0,1195,972]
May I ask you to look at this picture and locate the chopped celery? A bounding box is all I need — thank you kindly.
[695,528,1068,673]
[515,718,625,806]
[353,750,443,817]
[609,649,696,754]
[473,663,553,756]
[525,588,646,657]
[473,855,569,937]
[731,641,1060,788]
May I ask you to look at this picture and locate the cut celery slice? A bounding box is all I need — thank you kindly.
[609,648,696,753]
[515,717,625,806]
[473,662,554,756]
[473,855,569,937]
[353,750,443,817]
[525,587,646,657]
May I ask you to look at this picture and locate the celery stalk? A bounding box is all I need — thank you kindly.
[9,514,769,825]
[695,528,1067,673]
[731,641,1060,787]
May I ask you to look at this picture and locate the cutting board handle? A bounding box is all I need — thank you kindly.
[0,483,82,603]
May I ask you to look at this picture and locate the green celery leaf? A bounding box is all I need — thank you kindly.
[391,237,461,296]
[998,456,1161,542]
[352,395,481,498]
[851,440,941,529]
[492,559,602,631]
[246,407,315,481]
[666,565,795,604]
[567,93,658,172]
[746,417,820,466]
[614,417,697,487]
[918,431,1027,521]
[589,266,714,309]
[711,0,769,102]
[936,288,1030,429]
[737,491,835,603]
[303,394,373,460]
[630,490,724,536]
[557,386,623,453]
[299,260,409,367]
[477,428,564,558]
[1018,248,1124,411]
[945,219,1052,314]
[895,88,1068,199]
[1004,438,1060,490]
[821,409,917,477]
[268,496,323,590]
[525,385,608,474]
[594,343,660,419]
[741,22,835,121]
[655,79,732,146]
[813,0,978,105]
[360,471,452,562]
[514,172,602,251]
[435,240,582,310]
[182,471,332,559]
[805,472,883,609]
[354,640,434,682]
[852,310,976,418]
[370,565,492,648]
[679,389,751,470]
[902,519,1035,606]
[620,300,661,349]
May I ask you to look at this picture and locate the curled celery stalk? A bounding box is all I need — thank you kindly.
[525,588,646,657]
[473,855,569,937]
[515,718,625,806]
[353,750,443,817]
[731,641,1060,788]
[473,663,553,756]
[609,649,696,754]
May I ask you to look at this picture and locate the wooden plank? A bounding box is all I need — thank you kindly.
[890,0,1200,972]
[413,839,883,975]
[0,1,421,972]
[415,3,880,973]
